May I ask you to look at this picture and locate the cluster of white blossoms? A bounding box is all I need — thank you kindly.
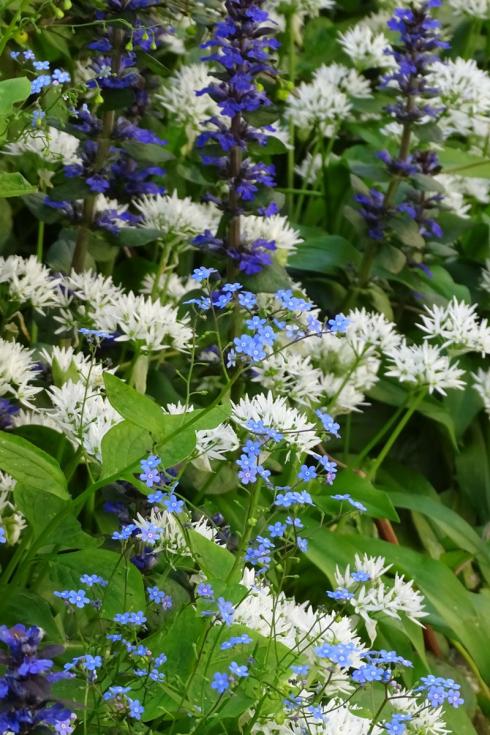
[0,255,62,314]
[334,554,427,641]
[418,298,490,355]
[5,126,81,165]
[447,0,490,18]
[386,342,466,396]
[155,63,220,135]
[285,63,372,137]
[0,338,41,406]
[0,472,26,546]
[231,392,321,452]
[473,368,490,416]
[435,174,490,219]
[133,507,221,554]
[241,214,303,262]
[338,24,393,69]
[166,402,239,471]
[134,191,221,246]
[429,58,490,140]
[140,272,195,302]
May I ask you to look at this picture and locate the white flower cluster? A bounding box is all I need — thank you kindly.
[338,24,393,69]
[0,338,41,406]
[0,472,26,545]
[386,342,465,396]
[335,554,427,641]
[286,63,372,137]
[417,298,490,355]
[473,368,490,416]
[5,126,81,165]
[133,507,221,554]
[134,191,221,246]
[155,63,220,134]
[448,0,490,18]
[241,213,303,262]
[0,255,62,314]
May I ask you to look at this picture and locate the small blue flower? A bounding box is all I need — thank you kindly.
[80,574,108,588]
[290,664,309,676]
[192,267,218,282]
[352,664,387,684]
[0,528,6,544]
[229,661,249,678]
[103,686,130,701]
[384,714,412,735]
[331,493,367,513]
[33,60,50,70]
[326,587,354,601]
[197,582,214,598]
[352,570,371,583]
[315,410,341,437]
[297,537,308,553]
[54,589,91,609]
[268,522,286,538]
[211,671,230,694]
[328,314,350,334]
[128,698,144,720]
[113,611,147,626]
[52,68,71,84]
[217,597,234,626]
[315,642,358,667]
[220,634,252,650]
[163,494,184,513]
[297,465,317,482]
[238,291,257,309]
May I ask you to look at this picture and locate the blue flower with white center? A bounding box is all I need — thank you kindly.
[229,661,249,678]
[238,291,257,309]
[113,611,147,626]
[297,537,308,552]
[137,522,163,545]
[297,465,317,482]
[217,597,234,626]
[192,267,218,282]
[315,642,358,667]
[103,686,130,701]
[384,714,412,735]
[274,490,313,509]
[290,664,309,676]
[367,650,413,667]
[318,455,338,484]
[211,671,230,694]
[416,675,463,708]
[268,522,287,538]
[197,582,214,598]
[33,60,50,70]
[220,634,252,650]
[0,528,6,544]
[326,587,354,601]
[112,523,137,541]
[352,570,371,582]
[328,314,350,333]
[352,664,388,684]
[163,494,184,513]
[315,410,341,437]
[54,589,91,609]
[331,493,367,513]
[139,466,161,488]
[286,516,303,529]
[80,574,108,588]
[128,698,144,720]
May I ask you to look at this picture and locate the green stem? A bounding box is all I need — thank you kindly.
[226,479,262,583]
[285,10,296,217]
[354,400,408,466]
[367,389,426,481]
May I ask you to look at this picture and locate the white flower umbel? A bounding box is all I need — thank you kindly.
[95,292,193,354]
[133,507,221,554]
[473,368,490,416]
[241,214,303,262]
[54,269,125,335]
[5,126,81,165]
[335,554,427,641]
[155,63,220,133]
[0,338,42,406]
[391,691,450,735]
[0,472,26,546]
[417,298,490,355]
[385,342,465,395]
[347,308,401,353]
[285,63,372,137]
[429,58,490,139]
[0,255,62,314]
[140,272,195,303]
[134,191,220,246]
[166,402,239,471]
[238,569,366,672]
[39,345,111,388]
[231,392,320,453]
[47,380,122,461]
[338,25,393,69]
[253,700,378,735]
[448,0,490,18]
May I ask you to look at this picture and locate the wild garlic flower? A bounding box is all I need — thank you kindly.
[140,272,195,302]
[473,369,490,416]
[334,554,427,641]
[54,270,124,335]
[286,64,372,137]
[0,338,41,406]
[39,345,111,388]
[95,292,193,354]
[232,392,320,453]
[134,192,220,245]
[241,214,303,263]
[448,0,490,18]
[238,569,366,669]
[385,342,466,395]
[417,298,490,355]
[429,59,490,139]
[0,255,62,314]
[338,25,393,69]
[166,402,239,471]
[155,63,220,134]
[251,350,324,406]
[347,308,401,353]
[5,126,81,165]
[391,691,451,735]
[0,472,26,546]
[47,380,122,461]
[133,507,220,554]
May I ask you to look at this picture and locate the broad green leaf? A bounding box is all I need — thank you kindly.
[104,373,172,435]
[15,484,96,550]
[0,432,68,499]
[303,529,490,683]
[0,172,36,198]
[456,420,490,522]
[49,548,145,617]
[101,420,153,479]
[187,529,238,582]
[439,148,490,178]
[288,234,361,273]
[0,77,31,111]
[0,591,59,640]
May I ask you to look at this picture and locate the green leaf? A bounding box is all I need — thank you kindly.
[313,468,399,521]
[187,529,238,582]
[15,484,96,549]
[101,420,153,479]
[288,233,361,273]
[122,141,174,164]
[0,432,68,499]
[0,77,31,111]
[439,148,490,178]
[0,591,59,640]
[241,261,292,293]
[386,490,490,582]
[0,172,36,198]
[117,227,162,247]
[103,373,171,435]
[49,548,145,617]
